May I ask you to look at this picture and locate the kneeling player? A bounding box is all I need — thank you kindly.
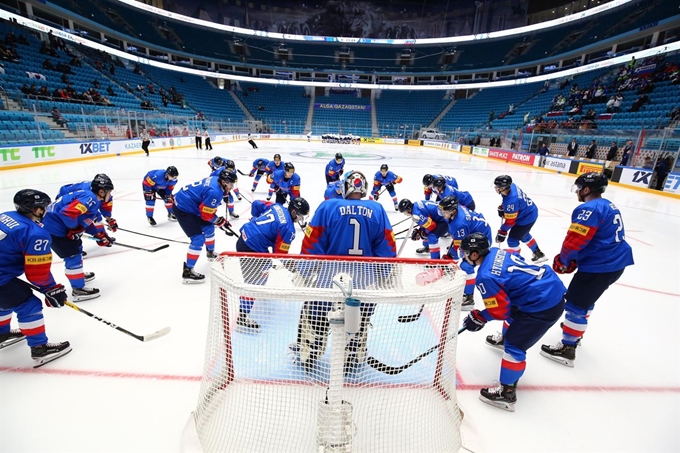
[291,170,396,374]
[397,198,448,258]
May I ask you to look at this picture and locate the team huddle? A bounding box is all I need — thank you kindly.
[0,147,633,412]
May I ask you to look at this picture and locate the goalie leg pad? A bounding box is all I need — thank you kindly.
[344,304,375,374]
[297,301,332,372]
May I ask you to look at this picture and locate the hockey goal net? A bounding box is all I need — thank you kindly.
[182,252,467,453]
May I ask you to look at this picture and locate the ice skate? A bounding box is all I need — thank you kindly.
[0,329,26,350]
[461,294,475,311]
[479,383,517,412]
[394,205,399,211]
[31,341,72,368]
[206,250,218,262]
[229,212,240,219]
[531,248,547,264]
[237,195,242,201]
[485,332,505,350]
[81,250,87,257]
[236,313,260,333]
[266,196,271,201]
[182,263,205,284]
[416,246,430,254]
[167,213,177,222]
[251,188,256,192]
[71,287,100,302]
[540,341,576,367]
[147,216,157,226]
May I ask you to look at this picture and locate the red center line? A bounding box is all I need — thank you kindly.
[1,366,677,394]
[624,235,653,246]
[614,282,680,297]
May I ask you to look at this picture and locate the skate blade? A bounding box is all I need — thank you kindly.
[0,336,27,350]
[479,395,515,412]
[33,346,73,368]
[84,275,95,283]
[540,350,574,367]
[182,278,206,285]
[461,305,474,312]
[532,256,548,264]
[71,292,101,302]
[235,325,260,334]
[484,342,504,351]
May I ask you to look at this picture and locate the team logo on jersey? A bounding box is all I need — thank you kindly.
[568,223,590,236]
[483,297,499,309]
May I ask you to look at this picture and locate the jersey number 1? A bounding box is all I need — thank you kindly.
[348,218,364,256]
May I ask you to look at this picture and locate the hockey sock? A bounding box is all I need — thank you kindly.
[522,234,538,253]
[204,233,215,253]
[0,311,11,334]
[164,200,173,212]
[64,255,86,289]
[145,200,155,217]
[16,296,48,347]
[506,237,521,253]
[499,344,526,385]
[187,235,205,268]
[239,296,255,314]
[562,302,591,346]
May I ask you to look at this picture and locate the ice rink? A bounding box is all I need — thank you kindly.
[0,139,678,453]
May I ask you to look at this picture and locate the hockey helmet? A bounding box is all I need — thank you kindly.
[14,189,51,217]
[225,159,236,170]
[422,174,434,186]
[288,197,310,218]
[212,156,224,168]
[273,153,282,162]
[397,198,413,214]
[335,152,343,161]
[432,176,447,192]
[380,164,389,172]
[91,174,114,192]
[494,175,513,191]
[573,172,608,194]
[257,159,264,167]
[342,170,368,198]
[438,195,459,219]
[460,232,491,257]
[284,162,295,173]
[166,166,179,178]
[218,169,238,184]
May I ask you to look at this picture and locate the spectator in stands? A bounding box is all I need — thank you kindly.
[39,41,56,57]
[654,156,672,190]
[523,112,530,124]
[51,107,68,128]
[567,138,579,157]
[20,83,30,95]
[583,109,596,121]
[606,141,619,161]
[592,86,606,103]
[133,64,141,75]
[489,110,495,122]
[42,58,53,70]
[606,96,616,113]
[107,86,117,97]
[586,140,597,159]
[642,156,654,170]
[629,94,650,112]
[508,104,515,115]
[567,103,582,117]
[70,56,81,67]
[538,142,549,167]
[613,94,623,112]
[620,140,634,166]
[182,127,189,136]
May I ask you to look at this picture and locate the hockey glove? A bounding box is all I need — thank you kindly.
[463,309,487,332]
[552,254,577,274]
[106,217,118,232]
[411,227,428,241]
[497,205,505,219]
[495,230,508,244]
[94,231,115,247]
[214,216,229,229]
[163,194,175,205]
[66,226,85,241]
[249,171,255,177]
[372,192,380,201]
[143,191,155,202]
[338,169,344,176]
[44,284,67,308]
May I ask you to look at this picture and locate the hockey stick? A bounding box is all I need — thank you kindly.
[117,228,190,245]
[392,216,411,228]
[20,281,171,342]
[87,237,170,253]
[398,305,424,323]
[237,169,249,176]
[367,326,467,375]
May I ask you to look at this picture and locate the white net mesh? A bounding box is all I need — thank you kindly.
[191,252,466,453]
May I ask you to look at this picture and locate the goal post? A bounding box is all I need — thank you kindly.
[182,251,468,453]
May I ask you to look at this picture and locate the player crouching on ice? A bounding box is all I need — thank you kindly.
[460,233,565,412]
[290,170,396,375]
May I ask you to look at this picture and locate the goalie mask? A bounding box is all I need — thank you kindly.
[342,170,368,198]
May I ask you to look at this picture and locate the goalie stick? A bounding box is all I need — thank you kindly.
[367,326,467,375]
[20,281,171,342]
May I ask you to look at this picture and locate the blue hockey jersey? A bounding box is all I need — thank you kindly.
[436,185,475,210]
[174,176,225,223]
[324,181,343,200]
[500,183,538,231]
[412,201,446,233]
[265,159,285,175]
[42,190,104,237]
[57,181,113,218]
[446,206,492,256]
[240,203,296,253]
[142,169,177,192]
[267,169,301,199]
[325,158,345,180]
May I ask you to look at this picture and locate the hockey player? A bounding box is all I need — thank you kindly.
[370,164,402,211]
[43,174,116,301]
[207,155,227,172]
[294,170,396,374]
[265,154,285,199]
[432,177,475,211]
[460,233,566,412]
[208,159,242,219]
[140,128,151,156]
[247,133,258,149]
[236,198,310,331]
[324,180,343,200]
[397,198,448,258]
[57,175,118,233]
[494,175,546,263]
[173,169,237,284]
[438,195,492,311]
[0,189,71,367]
[142,166,179,226]
[423,173,458,201]
[324,152,345,184]
[249,158,269,192]
[266,162,300,204]
[541,173,634,366]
